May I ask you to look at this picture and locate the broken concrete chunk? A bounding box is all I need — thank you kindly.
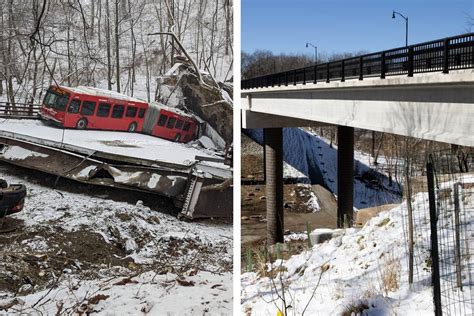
[309,228,344,244]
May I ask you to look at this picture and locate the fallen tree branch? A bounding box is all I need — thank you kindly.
[147,32,219,92]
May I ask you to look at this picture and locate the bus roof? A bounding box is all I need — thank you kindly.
[57,85,147,104]
[149,101,195,120]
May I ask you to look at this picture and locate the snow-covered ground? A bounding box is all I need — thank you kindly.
[0,163,232,314]
[0,119,219,166]
[241,175,473,315]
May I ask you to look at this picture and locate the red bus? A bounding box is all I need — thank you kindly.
[40,85,199,143]
[147,103,198,143]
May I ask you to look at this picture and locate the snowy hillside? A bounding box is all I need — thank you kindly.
[244,128,402,209]
[241,175,474,315]
[0,0,233,105]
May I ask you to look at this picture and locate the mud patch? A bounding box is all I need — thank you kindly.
[0,229,132,295]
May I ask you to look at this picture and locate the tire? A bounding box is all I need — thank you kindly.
[128,122,137,132]
[174,133,181,142]
[76,118,87,129]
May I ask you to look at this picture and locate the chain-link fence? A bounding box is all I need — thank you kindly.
[399,148,473,315]
[428,150,473,316]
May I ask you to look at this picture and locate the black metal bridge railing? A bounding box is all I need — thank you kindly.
[242,33,474,90]
[0,102,41,119]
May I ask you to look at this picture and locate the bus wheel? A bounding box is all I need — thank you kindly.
[174,134,181,142]
[128,122,137,132]
[76,118,87,129]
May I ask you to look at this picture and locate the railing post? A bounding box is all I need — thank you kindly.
[293,70,297,85]
[303,68,306,85]
[313,65,317,84]
[5,102,9,115]
[359,56,363,80]
[341,60,345,82]
[285,72,288,86]
[326,63,330,83]
[408,46,414,77]
[278,74,281,87]
[443,38,449,74]
[381,52,386,79]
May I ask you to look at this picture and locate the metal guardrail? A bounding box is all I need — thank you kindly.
[0,102,41,119]
[242,33,474,89]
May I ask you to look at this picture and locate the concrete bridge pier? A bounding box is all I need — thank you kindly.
[337,126,354,228]
[263,127,284,244]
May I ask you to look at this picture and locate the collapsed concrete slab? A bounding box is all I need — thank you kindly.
[0,120,232,219]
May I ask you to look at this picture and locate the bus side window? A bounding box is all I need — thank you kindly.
[138,108,146,118]
[97,103,111,117]
[81,101,96,116]
[126,106,137,118]
[175,119,184,130]
[157,114,168,126]
[68,99,81,113]
[183,122,191,131]
[166,117,176,129]
[111,104,124,118]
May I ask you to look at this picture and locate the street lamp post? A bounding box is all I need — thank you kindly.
[392,10,408,47]
[305,42,318,63]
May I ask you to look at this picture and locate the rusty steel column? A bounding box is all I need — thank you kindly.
[337,126,354,228]
[264,128,284,244]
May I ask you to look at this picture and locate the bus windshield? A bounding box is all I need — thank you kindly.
[43,89,70,111]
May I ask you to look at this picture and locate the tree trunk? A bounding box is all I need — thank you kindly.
[128,0,136,96]
[115,0,120,92]
[105,0,112,90]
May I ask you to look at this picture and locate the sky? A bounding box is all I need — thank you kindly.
[242,0,474,57]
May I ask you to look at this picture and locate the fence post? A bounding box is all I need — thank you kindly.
[285,72,288,86]
[359,56,364,80]
[427,161,442,316]
[303,68,306,85]
[293,70,297,85]
[443,38,449,74]
[408,46,414,77]
[5,102,9,115]
[405,163,414,285]
[453,182,463,290]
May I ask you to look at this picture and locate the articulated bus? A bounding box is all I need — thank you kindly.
[39,85,199,143]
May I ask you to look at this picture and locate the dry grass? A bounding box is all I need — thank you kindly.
[379,252,401,296]
[342,300,370,316]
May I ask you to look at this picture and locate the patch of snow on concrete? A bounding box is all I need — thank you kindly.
[2,146,48,160]
[147,173,161,189]
[198,135,217,150]
[75,165,96,178]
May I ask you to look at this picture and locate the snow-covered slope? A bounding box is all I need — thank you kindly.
[244,128,402,208]
[241,175,473,315]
